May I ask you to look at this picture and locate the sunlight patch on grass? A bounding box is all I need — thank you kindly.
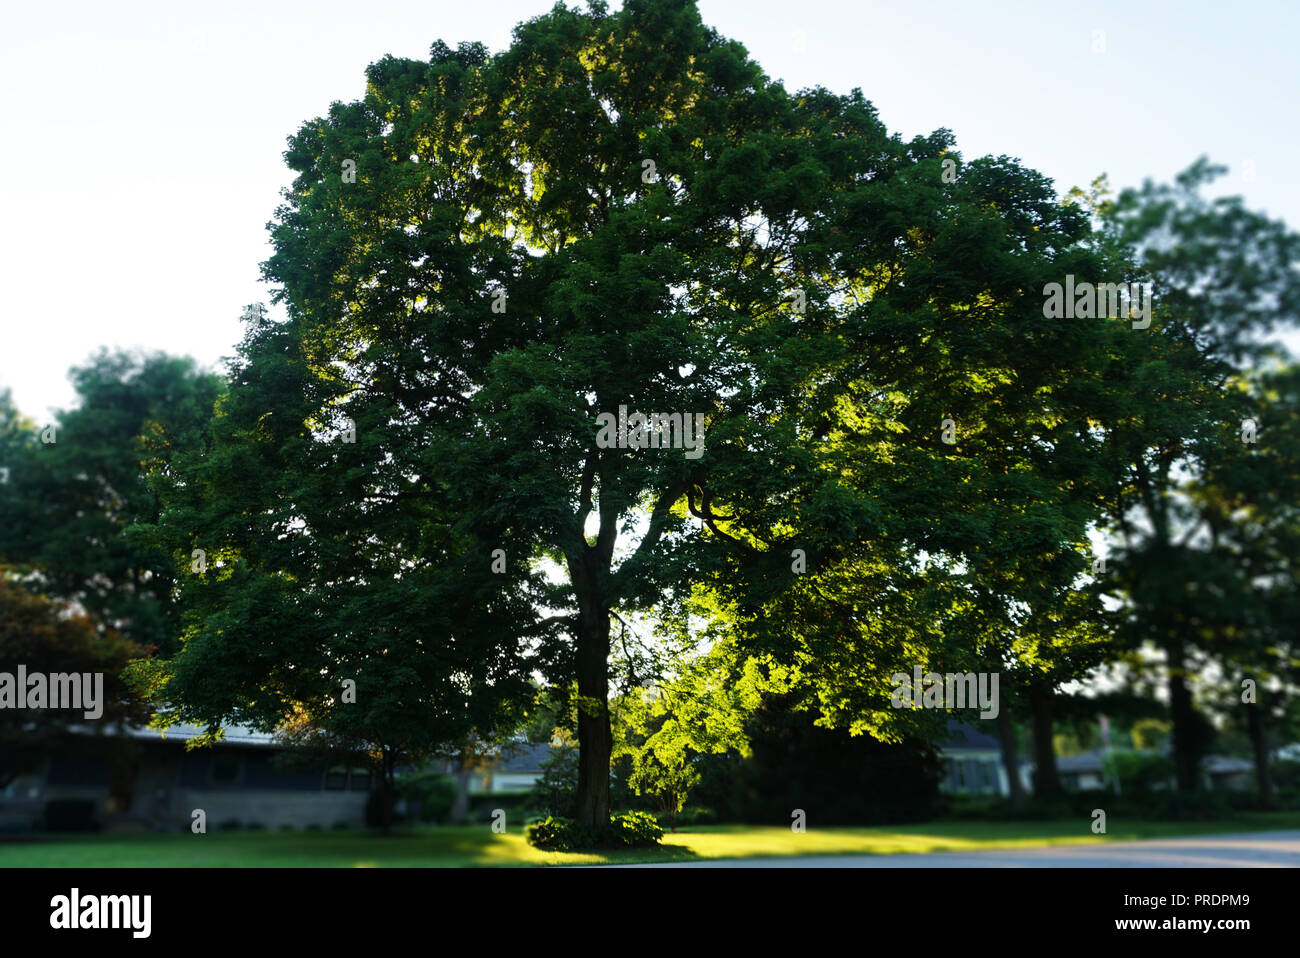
[1,813,1295,867]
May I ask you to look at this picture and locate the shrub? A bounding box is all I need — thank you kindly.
[1151,789,1234,819]
[722,696,943,825]
[608,810,664,847]
[43,799,98,832]
[470,792,531,823]
[1102,750,1176,792]
[1271,759,1300,788]
[217,818,242,831]
[527,744,579,819]
[365,789,405,828]
[396,769,458,824]
[525,815,597,851]
[672,806,718,827]
[525,811,664,851]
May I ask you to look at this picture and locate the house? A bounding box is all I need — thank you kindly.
[1056,750,1109,792]
[936,721,1029,797]
[1201,755,1254,791]
[467,740,556,794]
[0,723,370,832]
[1053,749,1256,793]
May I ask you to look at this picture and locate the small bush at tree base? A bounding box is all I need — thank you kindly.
[525,811,664,851]
[608,810,664,846]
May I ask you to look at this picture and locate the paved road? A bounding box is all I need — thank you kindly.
[616,831,1300,867]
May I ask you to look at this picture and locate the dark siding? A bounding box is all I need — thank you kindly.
[45,753,109,786]
[240,754,324,791]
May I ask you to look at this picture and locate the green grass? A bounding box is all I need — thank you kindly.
[3,812,1297,867]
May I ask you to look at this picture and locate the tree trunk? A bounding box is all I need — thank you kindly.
[1028,681,1062,797]
[450,759,471,825]
[1166,641,1201,792]
[995,706,1025,810]
[379,747,396,835]
[1246,701,1274,807]
[573,606,612,835]
[106,743,140,817]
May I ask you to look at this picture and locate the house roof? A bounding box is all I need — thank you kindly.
[941,719,1002,752]
[1057,750,1107,773]
[135,723,279,746]
[494,741,557,773]
[1203,755,1253,774]
[57,721,280,747]
[1056,750,1255,775]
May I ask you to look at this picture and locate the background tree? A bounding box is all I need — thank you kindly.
[1084,161,1300,791]
[1188,361,1300,803]
[0,350,223,656]
[614,642,769,830]
[0,576,150,810]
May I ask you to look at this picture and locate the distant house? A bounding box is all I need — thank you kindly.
[1277,743,1300,762]
[1054,749,1256,793]
[468,741,557,794]
[1202,755,1254,791]
[1056,750,1109,792]
[0,724,370,832]
[937,721,1029,797]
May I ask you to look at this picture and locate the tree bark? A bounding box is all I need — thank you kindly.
[450,757,471,825]
[1246,701,1274,807]
[379,747,396,835]
[1028,681,1062,797]
[1166,641,1201,792]
[570,553,612,835]
[995,706,1025,810]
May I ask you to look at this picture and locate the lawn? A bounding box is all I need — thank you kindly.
[3,812,1297,867]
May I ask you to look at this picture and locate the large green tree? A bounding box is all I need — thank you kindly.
[154,0,1147,833]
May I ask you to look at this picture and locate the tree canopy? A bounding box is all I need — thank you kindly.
[121,0,1300,832]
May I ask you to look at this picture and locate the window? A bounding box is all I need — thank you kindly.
[325,767,349,791]
[347,768,372,791]
[325,767,372,791]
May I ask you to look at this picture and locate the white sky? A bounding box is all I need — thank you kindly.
[2,0,1297,421]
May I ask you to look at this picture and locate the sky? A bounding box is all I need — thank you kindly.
[2,0,1297,422]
